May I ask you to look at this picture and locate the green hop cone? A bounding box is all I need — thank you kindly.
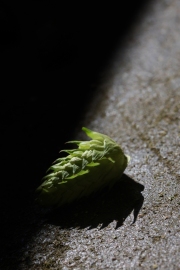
[36,127,130,207]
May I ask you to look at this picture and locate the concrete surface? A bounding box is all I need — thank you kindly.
[2,0,180,269]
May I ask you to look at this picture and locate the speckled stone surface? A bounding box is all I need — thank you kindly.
[8,0,180,269]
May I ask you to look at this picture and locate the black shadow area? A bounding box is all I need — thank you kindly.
[0,0,151,268]
[45,174,144,229]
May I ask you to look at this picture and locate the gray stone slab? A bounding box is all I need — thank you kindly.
[18,0,180,269]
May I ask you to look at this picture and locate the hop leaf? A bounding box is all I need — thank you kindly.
[36,127,130,207]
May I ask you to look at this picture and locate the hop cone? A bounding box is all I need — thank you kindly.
[36,127,130,207]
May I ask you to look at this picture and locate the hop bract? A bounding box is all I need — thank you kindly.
[36,127,130,207]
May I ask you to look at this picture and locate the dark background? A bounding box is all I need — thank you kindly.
[0,1,149,268]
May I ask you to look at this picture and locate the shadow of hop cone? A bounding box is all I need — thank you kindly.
[36,127,130,207]
[44,174,144,229]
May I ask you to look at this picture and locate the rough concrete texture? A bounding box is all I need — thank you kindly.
[16,0,180,269]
